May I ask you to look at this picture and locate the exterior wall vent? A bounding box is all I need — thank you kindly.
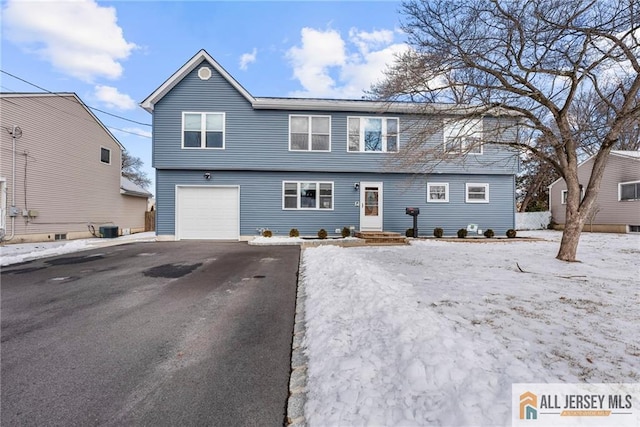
[198,66,212,80]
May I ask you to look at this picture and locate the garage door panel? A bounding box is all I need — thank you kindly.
[177,187,239,240]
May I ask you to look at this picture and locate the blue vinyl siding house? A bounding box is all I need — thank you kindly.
[141,50,518,240]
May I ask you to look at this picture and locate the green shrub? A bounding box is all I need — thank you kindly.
[289,228,299,237]
[262,229,273,238]
[483,229,495,238]
[433,227,444,238]
[405,228,415,238]
[341,227,351,238]
[317,228,328,239]
[506,229,517,238]
[457,228,468,238]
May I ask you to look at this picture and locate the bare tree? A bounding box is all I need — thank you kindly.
[122,150,151,190]
[372,0,640,261]
[518,153,559,212]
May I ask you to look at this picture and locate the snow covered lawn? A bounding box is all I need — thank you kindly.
[301,231,640,426]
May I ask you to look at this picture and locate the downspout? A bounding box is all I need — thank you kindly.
[6,125,21,241]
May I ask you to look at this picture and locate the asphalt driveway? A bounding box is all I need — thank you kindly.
[1,241,300,426]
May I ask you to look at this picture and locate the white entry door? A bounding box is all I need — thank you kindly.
[359,182,383,231]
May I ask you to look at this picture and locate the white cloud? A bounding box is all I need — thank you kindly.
[94,85,137,110]
[286,27,408,98]
[239,48,258,71]
[2,0,136,82]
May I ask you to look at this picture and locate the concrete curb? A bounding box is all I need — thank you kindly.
[286,248,309,426]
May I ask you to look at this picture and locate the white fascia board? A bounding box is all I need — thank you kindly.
[140,49,255,113]
[252,97,519,117]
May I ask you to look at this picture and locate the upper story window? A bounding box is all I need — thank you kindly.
[100,147,111,164]
[444,118,483,154]
[289,115,331,151]
[619,181,640,201]
[283,181,333,210]
[182,112,225,149]
[348,117,398,153]
[427,182,449,203]
[466,183,489,203]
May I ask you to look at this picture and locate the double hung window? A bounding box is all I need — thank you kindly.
[444,118,483,154]
[183,112,225,149]
[466,183,489,203]
[289,115,331,151]
[427,182,449,203]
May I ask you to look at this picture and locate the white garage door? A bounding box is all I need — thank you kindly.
[176,186,239,240]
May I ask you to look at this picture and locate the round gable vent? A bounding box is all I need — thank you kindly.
[198,66,212,80]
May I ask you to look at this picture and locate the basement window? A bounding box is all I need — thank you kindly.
[54,233,67,240]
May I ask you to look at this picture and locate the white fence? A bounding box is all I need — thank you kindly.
[516,211,551,230]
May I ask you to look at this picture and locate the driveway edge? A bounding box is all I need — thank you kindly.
[286,248,308,426]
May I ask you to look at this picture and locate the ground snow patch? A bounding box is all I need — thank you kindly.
[301,231,640,426]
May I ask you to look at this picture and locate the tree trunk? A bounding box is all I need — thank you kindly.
[557,184,587,261]
[556,216,585,261]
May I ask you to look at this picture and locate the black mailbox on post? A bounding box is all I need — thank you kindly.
[405,207,420,237]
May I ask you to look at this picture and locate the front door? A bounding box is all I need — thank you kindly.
[359,182,383,231]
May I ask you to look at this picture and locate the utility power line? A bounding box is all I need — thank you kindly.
[0,69,152,127]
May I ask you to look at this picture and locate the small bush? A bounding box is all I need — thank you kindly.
[506,229,517,238]
[405,228,415,238]
[289,228,300,237]
[457,228,468,238]
[341,227,351,238]
[433,227,444,238]
[483,229,495,238]
[317,228,328,239]
[262,229,273,238]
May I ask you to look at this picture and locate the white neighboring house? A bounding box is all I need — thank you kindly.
[549,150,640,233]
[0,92,152,243]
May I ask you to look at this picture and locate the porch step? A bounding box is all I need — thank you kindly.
[354,231,408,246]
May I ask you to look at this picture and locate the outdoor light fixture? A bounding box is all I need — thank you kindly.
[354,183,360,190]
[204,172,211,180]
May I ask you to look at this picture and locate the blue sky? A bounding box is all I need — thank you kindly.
[1,0,408,194]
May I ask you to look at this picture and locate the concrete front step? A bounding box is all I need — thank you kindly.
[354,231,408,245]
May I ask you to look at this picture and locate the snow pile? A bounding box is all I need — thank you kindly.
[0,232,156,266]
[301,231,640,426]
[250,236,362,245]
[249,236,305,245]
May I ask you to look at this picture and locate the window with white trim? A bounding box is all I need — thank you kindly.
[289,115,331,151]
[348,117,398,152]
[561,187,585,204]
[182,112,225,149]
[283,181,333,210]
[619,181,640,201]
[466,183,489,203]
[427,182,449,202]
[100,147,111,164]
[444,118,483,154]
